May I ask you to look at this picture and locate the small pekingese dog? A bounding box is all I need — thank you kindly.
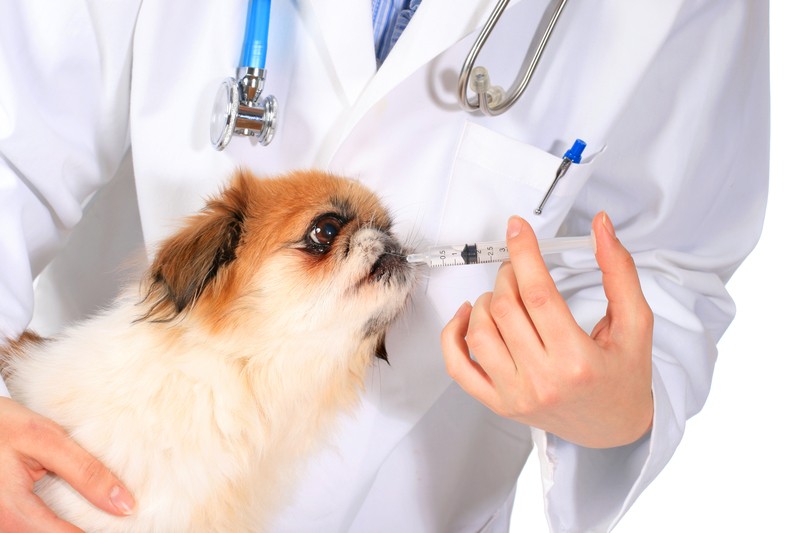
[0,169,416,532]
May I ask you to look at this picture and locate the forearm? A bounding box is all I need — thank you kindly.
[0,1,139,341]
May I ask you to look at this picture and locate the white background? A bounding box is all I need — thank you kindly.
[510,3,800,531]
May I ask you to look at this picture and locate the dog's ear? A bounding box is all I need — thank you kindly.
[375,332,389,364]
[139,172,252,322]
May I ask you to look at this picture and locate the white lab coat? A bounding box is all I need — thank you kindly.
[0,1,769,531]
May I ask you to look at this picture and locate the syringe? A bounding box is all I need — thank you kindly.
[406,235,593,267]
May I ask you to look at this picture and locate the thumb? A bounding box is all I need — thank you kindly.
[592,212,651,330]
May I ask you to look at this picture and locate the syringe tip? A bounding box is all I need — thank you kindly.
[405,253,428,264]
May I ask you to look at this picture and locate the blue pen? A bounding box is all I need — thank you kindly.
[535,139,586,215]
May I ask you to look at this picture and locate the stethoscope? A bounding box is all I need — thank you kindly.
[210,0,569,150]
[210,0,277,150]
[458,0,569,115]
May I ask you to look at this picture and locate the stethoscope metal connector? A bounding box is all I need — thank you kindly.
[458,0,569,116]
[210,67,277,151]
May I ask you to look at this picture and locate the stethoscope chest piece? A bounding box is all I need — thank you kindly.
[211,68,277,151]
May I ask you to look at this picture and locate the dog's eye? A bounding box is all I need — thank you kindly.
[309,215,343,246]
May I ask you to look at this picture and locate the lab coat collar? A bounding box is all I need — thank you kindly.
[305,0,511,164]
[364,0,496,102]
[303,0,377,105]
[302,0,506,106]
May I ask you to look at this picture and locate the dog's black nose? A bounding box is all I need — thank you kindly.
[369,251,408,282]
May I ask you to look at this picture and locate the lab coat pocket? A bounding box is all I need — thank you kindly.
[427,122,601,317]
[437,121,599,245]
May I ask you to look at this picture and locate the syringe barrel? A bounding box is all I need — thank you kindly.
[535,235,593,254]
[407,235,593,267]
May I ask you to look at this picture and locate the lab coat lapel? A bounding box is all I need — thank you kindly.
[367,0,490,93]
[315,0,507,165]
[303,0,377,105]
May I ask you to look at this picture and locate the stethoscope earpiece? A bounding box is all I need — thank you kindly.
[458,0,569,116]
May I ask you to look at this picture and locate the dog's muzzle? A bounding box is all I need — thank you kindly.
[369,250,409,283]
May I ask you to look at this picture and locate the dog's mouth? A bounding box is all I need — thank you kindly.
[368,251,408,283]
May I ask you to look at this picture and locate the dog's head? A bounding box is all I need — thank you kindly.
[139,169,416,361]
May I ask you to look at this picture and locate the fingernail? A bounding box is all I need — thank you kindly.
[602,212,616,239]
[456,301,473,317]
[507,216,522,239]
[110,485,135,515]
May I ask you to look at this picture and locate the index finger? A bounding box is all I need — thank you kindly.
[505,216,580,345]
[23,414,135,517]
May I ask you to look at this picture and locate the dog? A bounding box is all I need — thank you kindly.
[0,169,417,532]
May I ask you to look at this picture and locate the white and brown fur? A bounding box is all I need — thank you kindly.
[0,169,416,532]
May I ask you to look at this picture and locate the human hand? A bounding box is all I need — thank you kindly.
[0,396,135,532]
[441,213,653,449]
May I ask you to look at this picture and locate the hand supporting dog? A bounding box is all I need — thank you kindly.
[0,397,135,533]
[441,213,654,449]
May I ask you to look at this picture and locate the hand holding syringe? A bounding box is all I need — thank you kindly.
[406,235,593,267]
[408,140,593,267]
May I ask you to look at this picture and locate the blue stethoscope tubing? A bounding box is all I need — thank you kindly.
[240,0,271,70]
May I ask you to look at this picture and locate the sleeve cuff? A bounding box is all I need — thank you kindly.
[534,361,684,532]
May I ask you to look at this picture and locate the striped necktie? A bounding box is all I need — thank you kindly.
[371,0,422,66]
